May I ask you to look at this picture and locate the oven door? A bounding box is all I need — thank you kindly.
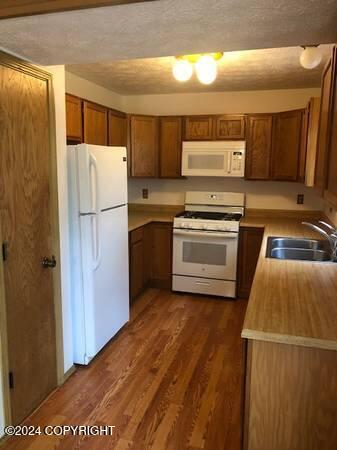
[172,229,238,281]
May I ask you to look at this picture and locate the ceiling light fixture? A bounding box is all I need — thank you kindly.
[172,59,193,82]
[172,53,223,84]
[300,45,322,69]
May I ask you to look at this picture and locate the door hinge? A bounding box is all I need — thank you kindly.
[9,372,14,389]
[2,242,8,261]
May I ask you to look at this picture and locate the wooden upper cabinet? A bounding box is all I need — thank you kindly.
[66,94,82,142]
[159,116,182,178]
[315,55,334,196]
[130,115,159,177]
[215,114,246,139]
[325,47,337,207]
[83,100,108,146]
[245,114,273,180]
[108,110,127,147]
[184,115,213,140]
[304,97,321,187]
[271,109,303,181]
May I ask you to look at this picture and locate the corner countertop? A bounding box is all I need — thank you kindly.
[240,214,337,351]
[128,204,183,232]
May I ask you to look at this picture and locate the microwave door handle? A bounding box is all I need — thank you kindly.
[227,152,232,174]
[173,229,238,239]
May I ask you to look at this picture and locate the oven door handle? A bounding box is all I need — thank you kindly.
[173,229,238,239]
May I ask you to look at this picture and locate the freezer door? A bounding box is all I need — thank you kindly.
[76,144,128,213]
[79,205,129,362]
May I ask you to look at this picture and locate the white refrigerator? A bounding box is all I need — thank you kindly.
[68,143,129,365]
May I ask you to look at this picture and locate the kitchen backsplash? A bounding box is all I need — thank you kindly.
[128,178,324,211]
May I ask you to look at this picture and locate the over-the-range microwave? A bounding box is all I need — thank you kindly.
[181,141,245,177]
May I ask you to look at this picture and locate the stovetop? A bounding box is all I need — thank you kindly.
[175,211,243,222]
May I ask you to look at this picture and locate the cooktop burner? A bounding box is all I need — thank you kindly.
[176,211,242,221]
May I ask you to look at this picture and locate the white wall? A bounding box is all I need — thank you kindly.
[48,66,73,376]
[124,87,323,210]
[65,71,125,111]
[123,87,321,115]
[128,178,323,210]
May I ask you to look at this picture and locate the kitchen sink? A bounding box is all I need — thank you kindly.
[266,237,331,262]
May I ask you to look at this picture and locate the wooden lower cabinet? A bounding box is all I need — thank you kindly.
[243,339,337,450]
[129,227,145,301]
[237,227,264,298]
[150,222,173,289]
[129,222,172,301]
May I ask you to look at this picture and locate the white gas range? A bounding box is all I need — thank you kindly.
[172,191,245,298]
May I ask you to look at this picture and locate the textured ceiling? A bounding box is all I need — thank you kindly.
[66,45,333,95]
[0,0,336,65]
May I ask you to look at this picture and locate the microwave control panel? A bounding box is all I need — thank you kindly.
[231,151,244,175]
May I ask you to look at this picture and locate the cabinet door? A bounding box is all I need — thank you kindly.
[83,100,108,146]
[215,114,246,139]
[237,227,264,299]
[66,94,82,142]
[184,115,213,140]
[314,57,334,195]
[130,115,158,177]
[245,115,273,180]
[304,97,321,187]
[271,109,303,181]
[326,47,337,206]
[159,116,182,178]
[150,223,172,289]
[108,110,127,147]
[129,227,144,301]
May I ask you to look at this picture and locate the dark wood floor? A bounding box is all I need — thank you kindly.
[3,289,247,450]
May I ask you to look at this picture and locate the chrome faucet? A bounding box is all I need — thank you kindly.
[302,221,337,261]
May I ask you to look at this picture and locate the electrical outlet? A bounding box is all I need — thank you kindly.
[297,194,304,205]
[142,188,148,199]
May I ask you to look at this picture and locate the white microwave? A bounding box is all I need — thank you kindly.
[182,141,245,177]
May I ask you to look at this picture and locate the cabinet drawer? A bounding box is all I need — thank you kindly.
[130,226,144,244]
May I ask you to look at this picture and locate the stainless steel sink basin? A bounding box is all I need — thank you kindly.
[266,237,331,262]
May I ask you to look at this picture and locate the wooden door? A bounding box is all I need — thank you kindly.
[159,116,182,178]
[245,115,273,180]
[314,57,334,195]
[65,93,82,142]
[130,115,158,177]
[271,109,303,181]
[237,227,263,299]
[215,115,246,139]
[108,110,127,147]
[83,100,108,145]
[326,47,337,207]
[0,60,57,424]
[129,227,144,301]
[150,223,172,289]
[184,116,213,140]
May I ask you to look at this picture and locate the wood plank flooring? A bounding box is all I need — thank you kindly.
[2,289,247,450]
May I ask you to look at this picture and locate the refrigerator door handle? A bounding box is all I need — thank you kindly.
[89,153,102,270]
[91,214,102,271]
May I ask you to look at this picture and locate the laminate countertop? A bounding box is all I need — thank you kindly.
[128,210,178,232]
[240,215,337,351]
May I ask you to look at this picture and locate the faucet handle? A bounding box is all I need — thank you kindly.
[318,221,337,233]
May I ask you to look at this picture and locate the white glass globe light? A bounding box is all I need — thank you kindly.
[300,46,322,69]
[195,55,217,85]
[172,59,193,82]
